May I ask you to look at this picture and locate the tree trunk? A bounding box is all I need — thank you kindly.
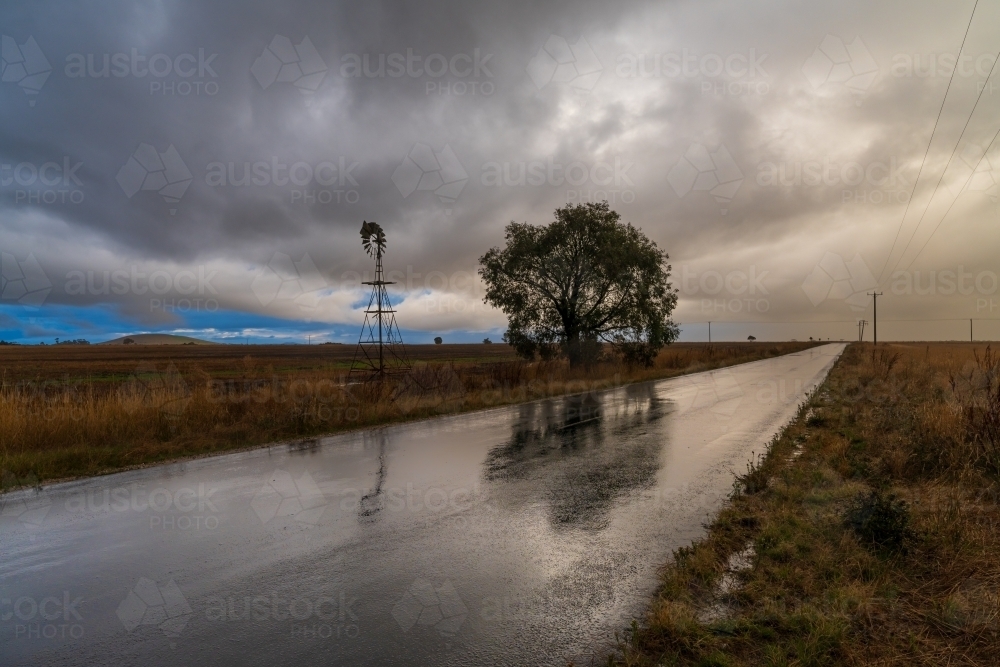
[565,332,601,368]
[565,332,583,368]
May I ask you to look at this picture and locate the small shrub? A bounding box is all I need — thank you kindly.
[732,450,769,496]
[617,340,659,368]
[806,413,827,428]
[845,488,912,551]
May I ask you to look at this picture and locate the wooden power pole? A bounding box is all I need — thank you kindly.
[867,292,883,345]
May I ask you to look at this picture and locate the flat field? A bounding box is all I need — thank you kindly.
[0,341,820,486]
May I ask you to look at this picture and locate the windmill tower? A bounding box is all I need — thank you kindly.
[349,221,411,380]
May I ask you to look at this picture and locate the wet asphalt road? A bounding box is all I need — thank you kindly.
[1,343,845,666]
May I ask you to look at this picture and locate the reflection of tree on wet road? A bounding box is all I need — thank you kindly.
[483,384,666,530]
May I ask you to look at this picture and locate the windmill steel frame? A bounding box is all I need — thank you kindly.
[349,226,411,380]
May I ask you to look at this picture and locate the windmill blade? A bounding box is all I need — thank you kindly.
[361,220,377,256]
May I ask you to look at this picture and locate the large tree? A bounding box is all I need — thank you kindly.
[479,201,678,367]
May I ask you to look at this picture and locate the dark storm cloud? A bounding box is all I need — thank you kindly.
[1,0,998,340]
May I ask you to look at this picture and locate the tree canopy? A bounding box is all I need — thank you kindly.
[478,201,678,367]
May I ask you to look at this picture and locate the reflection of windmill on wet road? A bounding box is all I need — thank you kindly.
[358,432,388,521]
[349,221,411,380]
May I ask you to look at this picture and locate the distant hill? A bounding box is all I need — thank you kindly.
[99,334,220,346]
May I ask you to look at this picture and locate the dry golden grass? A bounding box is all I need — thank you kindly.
[618,342,1000,667]
[0,341,818,486]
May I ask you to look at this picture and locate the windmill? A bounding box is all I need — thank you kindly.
[349,221,411,380]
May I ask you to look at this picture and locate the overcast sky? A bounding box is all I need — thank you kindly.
[1,0,998,344]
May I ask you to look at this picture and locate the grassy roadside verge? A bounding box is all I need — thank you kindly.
[1,341,820,487]
[617,342,1000,666]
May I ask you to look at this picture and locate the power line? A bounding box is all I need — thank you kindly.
[876,0,980,285]
[883,32,1000,283]
[898,124,1000,273]
[678,318,1000,342]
